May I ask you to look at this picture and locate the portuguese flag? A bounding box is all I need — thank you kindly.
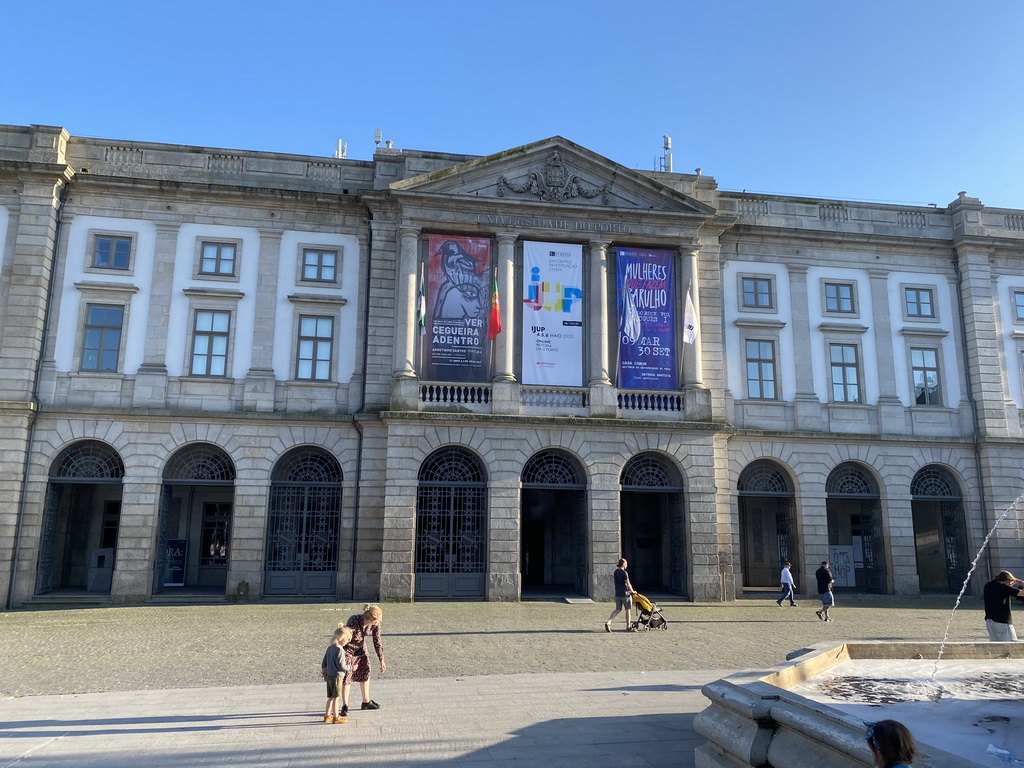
[488,275,501,340]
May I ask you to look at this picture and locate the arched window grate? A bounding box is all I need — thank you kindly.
[826,463,878,496]
[272,447,342,484]
[419,447,485,485]
[911,465,961,498]
[621,453,682,490]
[738,460,791,494]
[522,450,584,487]
[164,444,235,483]
[49,440,124,480]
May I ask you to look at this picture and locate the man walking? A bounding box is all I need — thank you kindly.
[815,560,835,622]
[776,561,797,607]
[984,570,1024,641]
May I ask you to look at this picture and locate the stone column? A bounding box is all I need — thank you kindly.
[393,227,420,380]
[682,248,705,388]
[491,233,520,416]
[588,239,612,387]
[588,239,616,417]
[110,480,162,602]
[682,247,712,420]
[242,228,282,412]
[494,233,517,383]
[133,222,179,408]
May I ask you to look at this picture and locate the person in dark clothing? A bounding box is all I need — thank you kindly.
[605,558,635,632]
[815,560,835,622]
[984,570,1024,641]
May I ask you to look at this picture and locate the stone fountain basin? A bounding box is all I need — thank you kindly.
[694,641,1024,768]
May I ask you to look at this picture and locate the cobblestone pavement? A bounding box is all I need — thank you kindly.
[0,594,985,698]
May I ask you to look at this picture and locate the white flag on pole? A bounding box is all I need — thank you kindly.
[683,288,697,344]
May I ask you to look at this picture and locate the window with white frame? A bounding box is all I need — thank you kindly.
[911,347,942,406]
[824,282,856,314]
[81,304,124,371]
[190,309,231,376]
[904,286,935,318]
[829,343,861,403]
[1013,290,1024,322]
[92,235,132,270]
[296,315,334,381]
[744,339,777,399]
[199,242,237,277]
[301,248,338,283]
[741,276,774,309]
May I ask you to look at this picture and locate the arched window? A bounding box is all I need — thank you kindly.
[521,450,585,487]
[826,463,878,496]
[164,444,235,483]
[620,453,682,491]
[738,460,792,495]
[911,466,961,498]
[50,440,124,481]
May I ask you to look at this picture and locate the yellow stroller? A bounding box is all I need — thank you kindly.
[630,592,668,632]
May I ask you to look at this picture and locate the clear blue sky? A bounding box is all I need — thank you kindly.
[4,1,1024,208]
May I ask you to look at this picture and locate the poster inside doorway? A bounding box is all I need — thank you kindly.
[521,241,584,386]
[828,544,855,588]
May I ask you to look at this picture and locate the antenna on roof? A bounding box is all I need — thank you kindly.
[374,129,382,149]
[334,139,347,159]
[654,135,673,172]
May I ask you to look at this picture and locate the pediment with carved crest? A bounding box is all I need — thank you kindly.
[389,136,715,216]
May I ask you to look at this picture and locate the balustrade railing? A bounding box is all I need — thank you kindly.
[617,390,684,414]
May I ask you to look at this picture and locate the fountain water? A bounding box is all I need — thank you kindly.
[932,490,1024,686]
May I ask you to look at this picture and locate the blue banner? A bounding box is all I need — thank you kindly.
[616,248,677,390]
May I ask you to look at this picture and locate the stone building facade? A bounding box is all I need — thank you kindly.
[1,123,1023,608]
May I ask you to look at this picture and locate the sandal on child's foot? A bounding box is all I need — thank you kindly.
[323,715,333,723]
[333,716,347,723]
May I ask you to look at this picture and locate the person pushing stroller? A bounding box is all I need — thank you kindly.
[605,558,636,632]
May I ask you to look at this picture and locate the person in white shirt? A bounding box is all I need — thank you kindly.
[776,561,797,607]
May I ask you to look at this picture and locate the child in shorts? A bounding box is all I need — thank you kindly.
[321,626,354,723]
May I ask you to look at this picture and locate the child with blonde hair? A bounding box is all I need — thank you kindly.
[321,625,354,723]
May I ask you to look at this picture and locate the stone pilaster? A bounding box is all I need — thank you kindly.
[682,247,712,420]
[491,233,521,416]
[868,268,906,433]
[788,264,823,430]
[133,222,179,408]
[242,228,283,412]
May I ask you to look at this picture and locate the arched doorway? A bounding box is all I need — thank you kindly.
[826,462,886,593]
[152,443,235,595]
[414,447,487,599]
[619,453,686,595]
[738,460,797,589]
[265,447,343,596]
[912,465,969,593]
[520,450,588,596]
[36,440,124,595]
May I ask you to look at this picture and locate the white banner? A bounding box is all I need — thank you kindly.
[521,241,584,386]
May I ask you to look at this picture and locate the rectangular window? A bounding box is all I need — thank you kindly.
[296,316,334,380]
[93,235,132,270]
[302,249,338,282]
[199,242,237,276]
[744,339,777,399]
[829,343,860,402]
[191,310,230,376]
[1014,290,1024,322]
[741,277,774,309]
[81,304,124,371]
[904,287,934,318]
[824,282,855,313]
[911,347,942,406]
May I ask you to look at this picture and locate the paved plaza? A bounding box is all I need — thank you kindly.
[0,594,990,766]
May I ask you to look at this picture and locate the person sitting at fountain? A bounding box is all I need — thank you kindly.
[865,719,916,768]
[983,570,1024,642]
